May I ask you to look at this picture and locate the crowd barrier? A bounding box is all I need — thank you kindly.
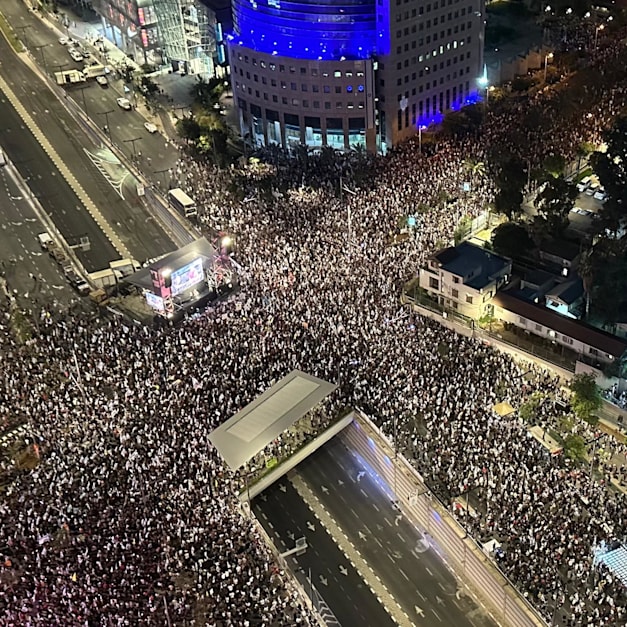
[342,410,548,627]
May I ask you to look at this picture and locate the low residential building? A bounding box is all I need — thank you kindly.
[492,291,627,365]
[419,242,512,318]
[538,239,581,278]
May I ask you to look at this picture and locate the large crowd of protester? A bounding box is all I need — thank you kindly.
[2,17,627,627]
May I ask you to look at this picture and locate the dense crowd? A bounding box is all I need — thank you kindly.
[2,17,627,627]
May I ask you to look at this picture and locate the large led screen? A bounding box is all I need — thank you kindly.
[170,258,204,296]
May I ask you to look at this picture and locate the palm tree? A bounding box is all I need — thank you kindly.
[463,158,485,178]
[578,247,597,320]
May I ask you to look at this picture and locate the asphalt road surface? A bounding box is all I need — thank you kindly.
[1,0,180,178]
[0,6,176,268]
[252,480,396,627]
[0,164,74,306]
[295,439,498,627]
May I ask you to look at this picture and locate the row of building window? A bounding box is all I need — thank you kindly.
[389,64,471,90]
[236,82,366,109]
[234,55,366,78]
[396,82,470,129]
[394,25,473,57]
[396,7,473,22]
[395,0,468,9]
[235,68,366,94]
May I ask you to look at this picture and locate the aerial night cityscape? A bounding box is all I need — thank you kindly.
[1,0,627,625]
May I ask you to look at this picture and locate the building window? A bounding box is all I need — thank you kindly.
[518,316,526,326]
[453,276,460,284]
[562,336,573,345]
[535,324,542,332]
[466,294,473,304]
[452,288,459,299]
[589,347,599,356]
[429,277,439,290]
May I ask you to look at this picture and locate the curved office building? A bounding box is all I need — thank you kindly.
[231,0,378,60]
[228,0,485,153]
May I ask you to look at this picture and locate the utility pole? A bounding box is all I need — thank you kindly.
[123,137,142,161]
[74,84,90,115]
[15,25,31,49]
[97,109,114,142]
[154,168,171,189]
[33,43,51,74]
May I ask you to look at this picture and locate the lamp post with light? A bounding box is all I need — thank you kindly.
[595,24,604,50]
[543,52,554,83]
[477,69,489,109]
[418,124,427,155]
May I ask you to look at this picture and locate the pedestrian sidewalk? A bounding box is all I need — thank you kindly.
[35,8,189,142]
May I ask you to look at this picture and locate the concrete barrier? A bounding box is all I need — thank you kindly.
[342,411,547,627]
[239,413,354,503]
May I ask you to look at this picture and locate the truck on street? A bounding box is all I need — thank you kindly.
[83,64,109,79]
[55,69,86,85]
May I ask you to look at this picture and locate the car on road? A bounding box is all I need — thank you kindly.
[570,207,593,216]
[96,75,108,87]
[116,97,132,110]
[144,122,157,133]
[64,268,90,295]
[58,36,69,45]
[37,232,53,249]
[69,48,84,63]
[577,176,591,193]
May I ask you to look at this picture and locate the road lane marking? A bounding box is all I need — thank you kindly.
[399,569,409,581]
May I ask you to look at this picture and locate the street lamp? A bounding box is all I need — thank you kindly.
[15,25,32,49]
[595,24,605,50]
[543,52,554,83]
[33,43,52,74]
[97,109,114,142]
[74,84,90,115]
[418,124,427,155]
[123,137,142,161]
[477,69,489,108]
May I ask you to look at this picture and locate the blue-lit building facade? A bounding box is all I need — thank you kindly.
[227,0,485,153]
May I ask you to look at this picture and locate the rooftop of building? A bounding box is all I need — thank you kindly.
[493,290,627,358]
[431,241,511,290]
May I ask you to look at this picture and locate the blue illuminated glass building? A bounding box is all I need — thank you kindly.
[228,0,485,153]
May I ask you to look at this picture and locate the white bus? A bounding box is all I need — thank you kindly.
[167,188,197,219]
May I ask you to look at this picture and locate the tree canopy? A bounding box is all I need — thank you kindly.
[569,373,602,424]
[591,116,627,237]
[533,175,578,239]
[491,221,534,259]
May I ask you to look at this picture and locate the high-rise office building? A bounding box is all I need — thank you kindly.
[153,0,219,77]
[227,0,485,153]
[93,0,230,77]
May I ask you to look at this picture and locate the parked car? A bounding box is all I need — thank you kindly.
[58,36,69,45]
[585,182,599,196]
[577,176,591,193]
[96,75,108,87]
[594,189,607,202]
[116,97,132,110]
[570,207,593,217]
[69,48,84,63]
[144,122,157,133]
